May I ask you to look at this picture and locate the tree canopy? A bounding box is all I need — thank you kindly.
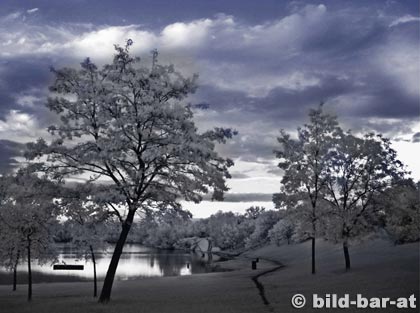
[26,41,235,302]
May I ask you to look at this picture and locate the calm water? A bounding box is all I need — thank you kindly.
[0,243,220,285]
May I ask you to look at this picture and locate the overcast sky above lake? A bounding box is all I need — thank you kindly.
[0,0,419,217]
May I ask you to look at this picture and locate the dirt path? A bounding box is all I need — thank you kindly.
[250,259,284,313]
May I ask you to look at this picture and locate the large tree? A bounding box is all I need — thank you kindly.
[323,132,407,270]
[273,105,340,274]
[26,41,234,302]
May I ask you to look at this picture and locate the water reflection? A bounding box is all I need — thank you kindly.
[0,243,219,285]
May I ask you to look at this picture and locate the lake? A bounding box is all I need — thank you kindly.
[0,243,221,285]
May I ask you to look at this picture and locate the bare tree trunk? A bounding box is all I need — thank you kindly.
[99,209,135,303]
[311,211,317,275]
[12,251,19,291]
[207,237,213,253]
[343,239,351,271]
[311,237,316,274]
[27,237,32,302]
[207,237,213,263]
[90,245,97,297]
[13,267,17,291]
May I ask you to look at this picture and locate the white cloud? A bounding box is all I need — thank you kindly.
[0,110,44,143]
[161,19,213,49]
[64,25,158,59]
[0,110,34,130]
[389,15,420,27]
[182,200,275,218]
[391,140,420,181]
[241,4,327,50]
[229,159,279,178]
[15,94,39,107]
[27,8,39,14]
[3,11,23,21]
[13,88,45,107]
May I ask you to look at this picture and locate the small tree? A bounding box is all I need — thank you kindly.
[206,211,243,250]
[60,184,110,298]
[273,104,340,274]
[141,209,192,249]
[26,41,234,302]
[0,170,59,301]
[0,220,24,291]
[0,175,22,291]
[245,210,281,249]
[245,206,265,219]
[269,218,295,245]
[323,132,406,270]
[380,179,420,243]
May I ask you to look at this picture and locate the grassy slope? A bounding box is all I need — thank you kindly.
[246,239,419,312]
[0,239,418,313]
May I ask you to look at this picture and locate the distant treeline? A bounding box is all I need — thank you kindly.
[54,179,419,252]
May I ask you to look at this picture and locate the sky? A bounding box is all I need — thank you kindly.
[0,0,419,218]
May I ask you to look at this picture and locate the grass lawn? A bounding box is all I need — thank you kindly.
[1,239,418,313]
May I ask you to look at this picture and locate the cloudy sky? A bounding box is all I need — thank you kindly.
[0,0,419,217]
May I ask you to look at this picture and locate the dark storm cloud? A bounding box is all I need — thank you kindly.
[413,133,420,143]
[0,0,418,172]
[0,59,52,119]
[194,73,356,125]
[216,133,278,161]
[203,192,273,202]
[0,140,25,173]
[221,76,417,129]
[0,0,352,28]
[2,0,417,26]
[332,76,419,119]
[191,8,418,142]
[195,73,419,162]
